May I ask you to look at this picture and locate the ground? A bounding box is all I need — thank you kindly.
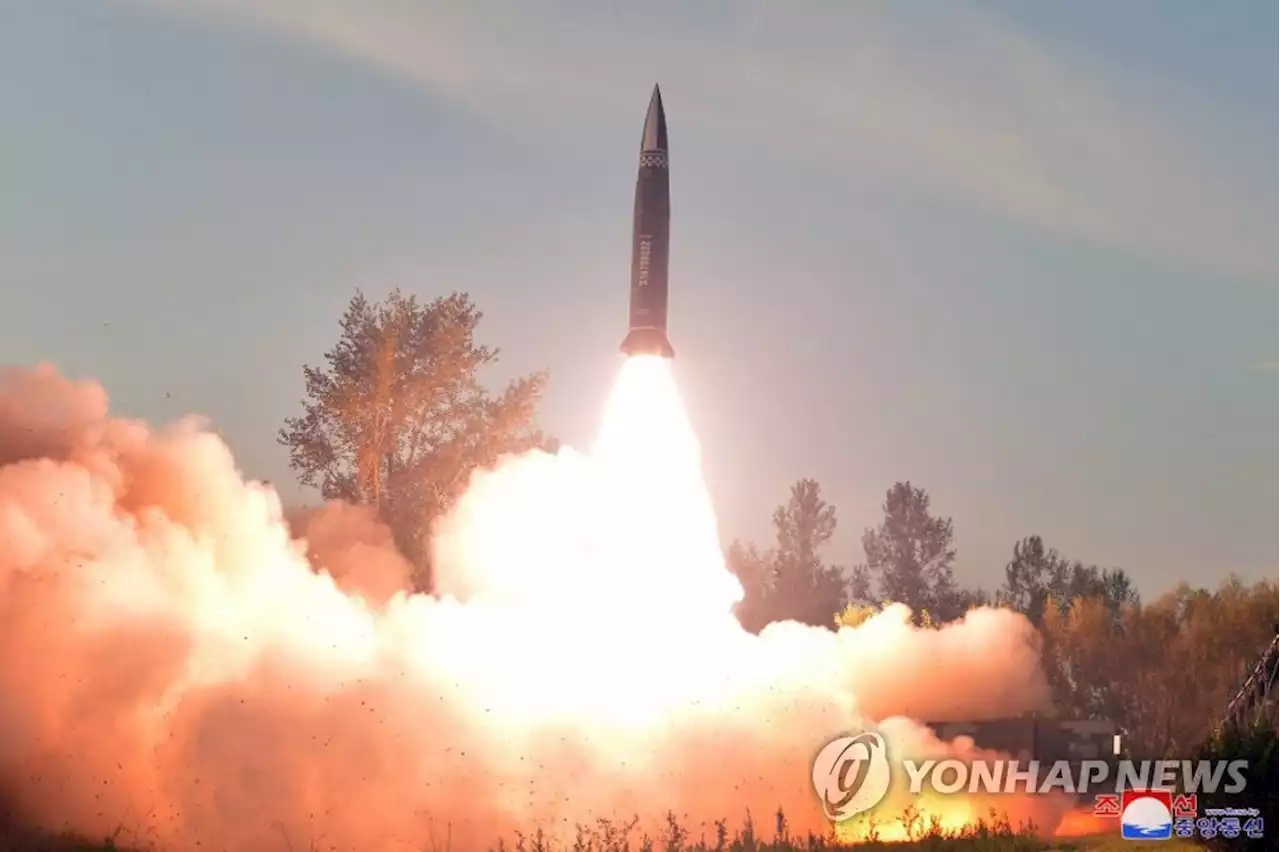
[1057,837,1199,852]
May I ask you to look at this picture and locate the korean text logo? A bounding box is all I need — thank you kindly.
[1094,791,1264,841]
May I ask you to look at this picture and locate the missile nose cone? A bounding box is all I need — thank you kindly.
[641,83,668,153]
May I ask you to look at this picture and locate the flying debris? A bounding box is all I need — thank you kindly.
[620,84,675,359]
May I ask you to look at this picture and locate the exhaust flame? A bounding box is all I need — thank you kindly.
[0,361,1075,850]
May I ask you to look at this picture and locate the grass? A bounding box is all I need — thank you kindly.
[1058,838,1200,852]
[505,810,1200,852]
[498,811,1049,852]
[0,808,1180,852]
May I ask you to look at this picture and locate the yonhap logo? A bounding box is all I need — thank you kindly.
[812,731,892,821]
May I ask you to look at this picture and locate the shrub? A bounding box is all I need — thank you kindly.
[1,809,1054,852]
[1186,715,1277,852]
[497,810,1049,852]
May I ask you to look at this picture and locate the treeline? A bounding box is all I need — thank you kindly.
[281,289,1277,757]
[726,477,1138,632]
[726,476,1277,757]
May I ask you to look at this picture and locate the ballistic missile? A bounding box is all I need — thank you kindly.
[620,84,675,359]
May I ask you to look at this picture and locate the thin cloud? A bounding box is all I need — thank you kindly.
[142,0,1274,283]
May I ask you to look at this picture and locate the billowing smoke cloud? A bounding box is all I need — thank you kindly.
[286,502,414,606]
[0,362,1071,851]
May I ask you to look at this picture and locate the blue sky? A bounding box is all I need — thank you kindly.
[1,0,1275,596]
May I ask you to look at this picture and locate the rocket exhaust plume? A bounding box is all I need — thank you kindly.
[0,361,1074,851]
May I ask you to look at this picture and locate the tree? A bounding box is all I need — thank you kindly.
[1125,578,1278,756]
[997,535,1138,627]
[857,482,960,622]
[1041,576,1278,757]
[279,289,550,586]
[727,479,850,632]
[768,479,850,628]
[950,585,992,613]
[847,564,873,604]
[1191,716,1277,852]
[1004,541,1139,713]
[726,540,773,634]
[998,535,1064,627]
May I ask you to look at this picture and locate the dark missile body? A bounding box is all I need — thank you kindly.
[620,85,675,359]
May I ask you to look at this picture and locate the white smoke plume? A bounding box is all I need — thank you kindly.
[0,361,1071,851]
[285,501,414,606]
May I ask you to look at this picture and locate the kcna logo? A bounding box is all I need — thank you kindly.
[811,731,893,821]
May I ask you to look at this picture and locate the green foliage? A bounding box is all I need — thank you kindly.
[734,480,990,633]
[995,534,1177,742]
[279,289,550,587]
[0,812,1067,852]
[726,539,775,633]
[857,482,963,621]
[728,479,849,632]
[1040,576,1278,756]
[0,819,126,852]
[740,479,1276,764]
[498,811,1051,852]
[950,586,994,615]
[1186,716,1277,852]
[996,535,1138,628]
[0,810,1210,852]
[767,480,851,628]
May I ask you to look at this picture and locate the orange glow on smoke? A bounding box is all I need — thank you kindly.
[0,362,1074,850]
[1052,806,1113,838]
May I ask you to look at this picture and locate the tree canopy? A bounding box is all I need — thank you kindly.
[1040,576,1277,756]
[857,482,961,622]
[728,479,849,632]
[996,534,1138,627]
[280,289,549,585]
